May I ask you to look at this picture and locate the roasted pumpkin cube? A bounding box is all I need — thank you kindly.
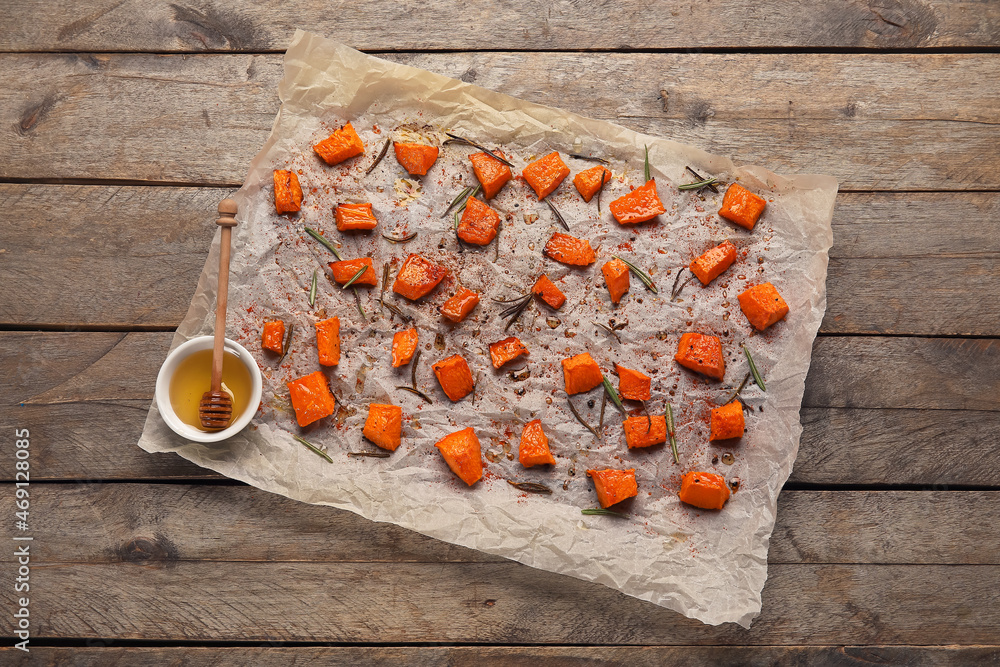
[609,179,665,225]
[261,320,285,354]
[335,202,378,231]
[710,401,745,441]
[623,415,667,449]
[602,258,630,304]
[679,471,731,510]
[519,419,555,467]
[543,232,596,266]
[313,122,365,166]
[586,468,638,508]
[440,287,480,323]
[393,142,439,176]
[719,183,766,230]
[674,333,725,380]
[738,282,789,331]
[690,241,737,286]
[392,253,448,301]
[329,258,378,286]
[391,328,419,367]
[273,169,302,214]
[522,152,570,200]
[435,427,484,486]
[561,352,603,395]
[432,354,475,402]
[315,317,340,367]
[470,152,512,199]
[286,371,337,428]
[489,336,529,369]
[615,363,651,401]
[363,403,403,451]
[531,274,567,309]
[457,197,501,246]
[573,165,612,203]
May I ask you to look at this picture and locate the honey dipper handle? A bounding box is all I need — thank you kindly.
[210,199,239,392]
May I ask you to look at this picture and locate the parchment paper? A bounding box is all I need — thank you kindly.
[138,30,837,627]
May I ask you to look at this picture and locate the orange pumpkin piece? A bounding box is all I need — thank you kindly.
[392,253,448,301]
[489,336,529,369]
[573,165,612,203]
[261,320,285,354]
[543,232,596,266]
[519,419,555,467]
[335,202,378,231]
[615,363,651,401]
[391,328,419,367]
[719,183,766,230]
[679,471,731,510]
[470,152,513,199]
[363,403,403,452]
[313,122,365,166]
[315,317,340,367]
[435,427,484,486]
[690,241,737,286]
[273,169,303,214]
[393,142,439,176]
[531,274,567,309]
[561,352,603,395]
[738,282,789,331]
[286,371,337,428]
[602,258,630,304]
[457,197,501,246]
[586,468,638,508]
[329,258,378,286]
[522,152,570,200]
[710,401,745,441]
[432,354,475,402]
[623,415,667,449]
[440,287,480,323]
[609,179,665,225]
[674,333,725,380]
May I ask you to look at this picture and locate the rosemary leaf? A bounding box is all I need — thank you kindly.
[678,177,719,191]
[457,184,481,215]
[602,375,626,416]
[365,138,391,175]
[276,322,294,364]
[743,345,766,391]
[569,153,610,165]
[308,269,318,306]
[594,321,622,344]
[380,263,390,311]
[507,480,553,495]
[666,401,679,464]
[348,450,391,458]
[597,169,607,215]
[353,287,367,322]
[670,268,694,302]
[382,231,418,244]
[444,133,514,167]
[341,265,369,289]
[441,186,473,219]
[581,507,626,517]
[642,400,651,431]
[686,166,719,193]
[599,391,607,431]
[545,199,571,231]
[304,226,343,260]
[568,396,599,438]
[644,145,651,183]
[293,435,333,464]
[612,255,658,294]
[726,372,752,404]
[410,349,420,390]
[378,297,413,323]
[396,385,434,404]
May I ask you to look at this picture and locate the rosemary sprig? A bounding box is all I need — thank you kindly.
[686,166,719,193]
[743,345,766,391]
[293,435,333,463]
[353,287,367,322]
[380,264,391,312]
[567,396,599,438]
[599,391,607,430]
[396,385,433,404]
[379,298,412,322]
[341,265,368,289]
[597,169,607,214]
[644,145,651,183]
[365,138,391,175]
[496,293,532,331]
[410,349,421,389]
[569,153,610,165]
[602,375,626,416]
[308,269,318,306]
[666,402,679,464]
[444,132,514,167]
[726,372,752,404]
[494,222,502,263]
[348,450,391,458]
[304,226,342,260]
[457,184,481,215]
[581,508,625,517]
[382,231,418,244]
[545,199,571,231]
[670,267,695,302]
[594,321,622,344]
[612,255,658,294]
[276,322,294,364]
[678,177,719,191]
[441,185,473,219]
[507,480,553,495]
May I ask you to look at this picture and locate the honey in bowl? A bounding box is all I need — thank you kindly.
[168,349,253,430]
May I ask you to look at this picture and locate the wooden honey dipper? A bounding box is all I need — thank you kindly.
[199,199,239,430]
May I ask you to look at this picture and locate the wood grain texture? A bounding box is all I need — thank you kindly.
[0,483,995,565]
[3,185,999,335]
[3,0,997,52]
[0,560,996,643]
[2,332,998,484]
[1,53,998,189]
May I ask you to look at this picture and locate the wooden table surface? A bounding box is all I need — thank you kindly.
[2,2,999,664]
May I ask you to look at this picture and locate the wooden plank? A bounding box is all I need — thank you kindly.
[1,560,996,644]
[3,1,997,52]
[3,645,998,666]
[1,53,998,190]
[1,483,994,565]
[2,332,999,484]
[3,186,999,335]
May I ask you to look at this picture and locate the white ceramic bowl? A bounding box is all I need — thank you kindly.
[154,335,262,443]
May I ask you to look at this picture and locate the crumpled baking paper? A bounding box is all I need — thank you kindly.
[137,30,837,627]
